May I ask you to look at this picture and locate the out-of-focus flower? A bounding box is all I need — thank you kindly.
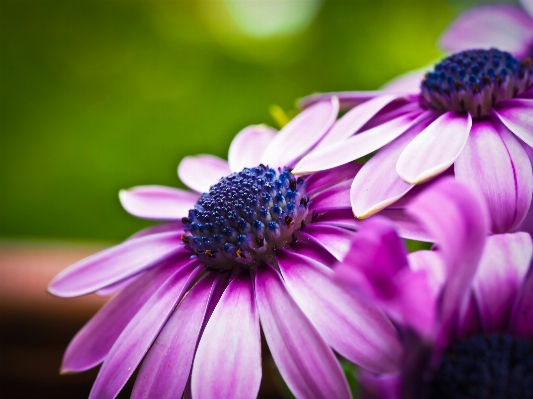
[440,0,533,59]
[335,178,533,398]
[293,48,533,234]
[48,99,407,399]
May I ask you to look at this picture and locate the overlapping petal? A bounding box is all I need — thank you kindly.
[178,154,231,193]
[228,125,277,172]
[493,98,533,148]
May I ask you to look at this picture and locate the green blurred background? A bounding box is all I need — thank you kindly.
[1,0,481,243]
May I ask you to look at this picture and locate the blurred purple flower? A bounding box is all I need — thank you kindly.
[440,0,533,60]
[336,178,533,398]
[292,48,533,234]
[48,99,405,399]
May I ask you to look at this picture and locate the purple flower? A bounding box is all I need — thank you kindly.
[440,1,533,60]
[335,178,533,398]
[48,100,404,399]
[292,48,533,234]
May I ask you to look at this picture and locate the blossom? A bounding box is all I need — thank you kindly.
[48,100,404,399]
[292,48,533,234]
[440,0,533,60]
[335,178,533,398]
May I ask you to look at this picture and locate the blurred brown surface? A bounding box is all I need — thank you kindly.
[0,242,283,398]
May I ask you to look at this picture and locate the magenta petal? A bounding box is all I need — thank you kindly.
[178,155,231,193]
[277,249,402,374]
[407,178,489,334]
[440,5,533,56]
[191,274,261,399]
[309,179,352,213]
[127,222,183,240]
[254,264,352,399]
[397,112,472,184]
[305,162,362,195]
[350,119,429,218]
[473,233,532,333]
[318,94,402,148]
[261,98,339,169]
[119,186,199,221]
[298,223,354,261]
[132,274,218,399]
[359,371,401,399]
[511,263,533,339]
[293,112,422,175]
[455,120,533,233]
[48,232,189,297]
[377,209,431,242]
[96,274,139,297]
[381,68,428,94]
[493,99,533,148]
[299,91,381,110]
[61,260,183,372]
[89,262,203,399]
[228,125,277,172]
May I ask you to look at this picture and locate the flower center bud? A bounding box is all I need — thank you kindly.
[420,48,532,118]
[428,333,533,398]
[181,165,309,271]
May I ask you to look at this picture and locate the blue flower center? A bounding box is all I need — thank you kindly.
[420,48,532,118]
[181,165,309,271]
[429,333,533,398]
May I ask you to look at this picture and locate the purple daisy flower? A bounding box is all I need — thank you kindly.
[292,48,533,234]
[48,100,404,399]
[440,0,533,60]
[335,178,533,398]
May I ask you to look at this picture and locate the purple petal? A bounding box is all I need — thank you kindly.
[473,233,532,333]
[312,208,360,230]
[407,178,489,336]
[350,118,430,218]
[493,99,533,148]
[48,232,189,297]
[61,259,185,372]
[309,179,352,212]
[285,239,338,266]
[380,68,428,94]
[397,112,472,184]
[377,209,431,242]
[293,111,424,175]
[359,371,401,399]
[127,222,183,240]
[89,262,203,399]
[132,273,218,399]
[277,249,402,373]
[440,5,533,57]
[298,223,354,261]
[318,94,402,148]
[511,262,533,339]
[261,98,339,169]
[96,274,139,297]
[119,186,199,221]
[305,162,362,196]
[299,91,381,110]
[455,120,533,233]
[178,154,231,193]
[254,264,352,399]
[522,0,533,17]
[191,273,261,399]
[228,125,277,172]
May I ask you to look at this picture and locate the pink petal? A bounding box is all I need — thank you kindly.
[293,111,423,175]
[440,5,533,56]
[299,91,381,110]
[397,111,472,184]
[350,118,430,218]
[89,262,203,399]
[473,233,532,333]
[380,68,428,94]
[312,208,360,231]
[254,264,352,399]
[127,222,183,240]
[132,274,218,399]
[455,120,533,233]
[228,125,277,172]
[318,94,402,148]
[119,186,199,221]
[277,249,402,374]
[511,259,533,339]
[285,239,338,267]
[96,274,139,297]
[377,208,431,242]
[261,98,339,169]
[308,179,352,212]
[48,232,189,297]
[493,99,533,148]
[305,162,362,196]
[191,273,261,399]
[178,154,231,193]
[298,223,354,261]
[359,371,401,399]
[61,260,184,372]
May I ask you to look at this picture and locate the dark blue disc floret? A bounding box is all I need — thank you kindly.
[420,48,532,118]
[181,165,310,270]
[428,333,533,399]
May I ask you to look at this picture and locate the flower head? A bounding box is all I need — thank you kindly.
[49,101,404,399]
[293,48,533,234]
[335,178,533,398]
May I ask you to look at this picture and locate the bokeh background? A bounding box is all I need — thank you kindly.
[0,0,512,397]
